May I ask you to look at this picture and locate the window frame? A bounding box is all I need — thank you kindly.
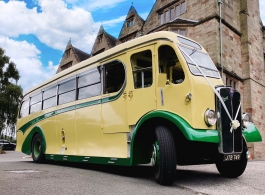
[172,29,187,37]
[58,76,77,105]
[102,60,126,94]
[19,98,30,118]
[29,92,42,114]
[127,17,134,27]
[130,50,153,89]
[77,67,102,100]
[159,1,187,24]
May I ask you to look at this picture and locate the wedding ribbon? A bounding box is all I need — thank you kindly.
[178,46,241,133]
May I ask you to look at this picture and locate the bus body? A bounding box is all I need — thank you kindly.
[16,31,262,185]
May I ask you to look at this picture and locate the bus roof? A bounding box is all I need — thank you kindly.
[23,31,204,97]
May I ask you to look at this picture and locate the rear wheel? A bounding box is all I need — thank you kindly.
[216,141,248,178]
[32,134,45,163]
[151,126,176,185]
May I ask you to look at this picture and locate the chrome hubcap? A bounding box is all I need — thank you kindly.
[151,145,157,166]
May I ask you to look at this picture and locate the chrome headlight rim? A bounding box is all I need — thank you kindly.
[204,109,217,126]
[242,113,251,128]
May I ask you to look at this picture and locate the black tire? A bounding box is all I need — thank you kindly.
[151,126,176,185]
[216,141,248,178]
[32,134,45,163]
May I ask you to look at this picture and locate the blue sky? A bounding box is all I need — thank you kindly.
[0,0,264,92]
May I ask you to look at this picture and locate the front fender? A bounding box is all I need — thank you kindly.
[131,110,219,144]
[243,123,262,142]
[21,126,46,155]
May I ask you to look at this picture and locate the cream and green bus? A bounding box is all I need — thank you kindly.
[16,31,262,185]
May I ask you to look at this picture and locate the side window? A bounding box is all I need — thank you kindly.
[43,86,57,109]
[131,50,153,89]
[58,77,76,105]
[104,61,125,94]
[77,67,101,100]
[30,93,42,114]
[158,45,185,84]
[19,98,29,118]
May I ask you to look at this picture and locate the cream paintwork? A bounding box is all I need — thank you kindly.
[102,133,127,158]
[17,31,224,160]
[189,76,223,129]
[155,40,192,125]
[154,41,223,129]
[75,96,102,156]
[101,54,129,134]
[126,44,157,125]
[55,102,76,155]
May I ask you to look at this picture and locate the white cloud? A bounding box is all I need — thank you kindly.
[0,0,99,53]
[0,0,135,94]
[65,0,127,11]
[101,15,126,28]
[0,36,58,92]
[0,0,146,54]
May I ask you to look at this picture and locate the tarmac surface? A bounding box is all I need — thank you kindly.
[0,151,265,195]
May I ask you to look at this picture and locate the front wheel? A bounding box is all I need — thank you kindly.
[32,134,45,163]
[151,126,176,185]
[216,142,248,178]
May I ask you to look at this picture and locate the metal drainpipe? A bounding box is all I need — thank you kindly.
[218,0,223,79]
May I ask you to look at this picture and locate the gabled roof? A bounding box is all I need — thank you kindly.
[72,46,90,62]
[118,5,145,40]
[91,25,118,56]
[147,17,198,34]
[56,39,90,73]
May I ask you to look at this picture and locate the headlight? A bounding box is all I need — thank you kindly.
[204,109,217,126]
[242,113,251,128]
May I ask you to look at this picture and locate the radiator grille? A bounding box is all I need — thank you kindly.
[216,87,242,154]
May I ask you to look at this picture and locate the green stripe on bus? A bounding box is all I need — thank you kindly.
[18,86,125,134]
[45,154,130,166]
[130,110,220,165]
[21,126,46,155]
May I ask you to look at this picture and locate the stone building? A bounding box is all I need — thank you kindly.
[56,0,265,159]
[56,39,90,73]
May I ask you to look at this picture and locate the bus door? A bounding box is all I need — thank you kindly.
[56,76,77,156]
[126,45,156,125]
[155,44,190,118]
[101,58,129,158]
[75,67,102,157]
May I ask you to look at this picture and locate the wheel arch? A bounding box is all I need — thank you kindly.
[130,111,191,165]
[21,126,46,155]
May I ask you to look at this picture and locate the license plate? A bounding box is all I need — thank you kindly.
[223,154,241,161]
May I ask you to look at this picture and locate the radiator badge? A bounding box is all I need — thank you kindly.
[222,96,228,102]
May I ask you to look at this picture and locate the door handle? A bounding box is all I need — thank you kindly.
[128,91,133,100]
[122,92,127,100]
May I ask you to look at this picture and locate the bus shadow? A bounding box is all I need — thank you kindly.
[45,160,154,178]
[41,160,223,183]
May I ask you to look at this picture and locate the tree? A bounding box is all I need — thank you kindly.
[0,47,23,138]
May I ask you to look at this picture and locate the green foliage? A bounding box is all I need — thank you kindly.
[0,47,23,137]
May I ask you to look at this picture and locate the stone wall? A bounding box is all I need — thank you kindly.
[241,0,265,159]
[57,46,79,73]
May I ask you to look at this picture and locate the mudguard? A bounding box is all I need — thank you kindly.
[242,123,262,142]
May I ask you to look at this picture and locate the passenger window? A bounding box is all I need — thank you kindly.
[43,86,57,109]
[58,77,76,105]
[131,50,153,88]
[78,67,101,100]
[104,61,125,94]
[19,98,29,118]
[30,92,42,114]
[158,45,185,84]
